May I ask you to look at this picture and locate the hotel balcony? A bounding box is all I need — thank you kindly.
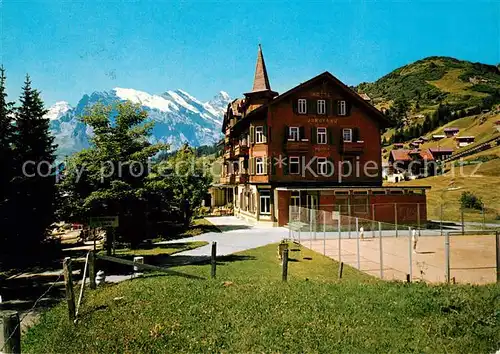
[341,141,365,155]
[235,173,248,184]
[223,146,234,159]
[234,144,249,157]
[284,140,309,153]
[219,175,235,185]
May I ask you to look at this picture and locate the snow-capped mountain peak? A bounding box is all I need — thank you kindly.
[45,101,72,120]
[48,88,232,157]
[113,87,179,113]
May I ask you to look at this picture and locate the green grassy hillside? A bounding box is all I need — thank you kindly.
[382,109,500,162]
[358,56,500,113]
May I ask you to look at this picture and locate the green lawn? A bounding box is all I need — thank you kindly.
[388,158,500,224]
[23,243,500,353]
[106,241,208,257]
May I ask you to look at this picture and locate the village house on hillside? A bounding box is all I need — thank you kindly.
[210,45,428,226]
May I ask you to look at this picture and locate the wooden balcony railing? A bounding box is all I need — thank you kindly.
[234,144,249,157]
[341,141,365,155]
[284,140,309,153]
[223,147,234,159]
[235,173,248,184]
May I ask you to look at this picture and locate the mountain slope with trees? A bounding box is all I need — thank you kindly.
[357,56,500,144]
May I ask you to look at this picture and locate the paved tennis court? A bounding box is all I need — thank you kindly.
[306,234,497,284]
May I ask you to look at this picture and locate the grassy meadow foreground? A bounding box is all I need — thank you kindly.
[23,243,500,353]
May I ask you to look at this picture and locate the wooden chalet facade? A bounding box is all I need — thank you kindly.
[212,46,428,226]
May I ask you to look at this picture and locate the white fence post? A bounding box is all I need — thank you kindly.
[371,204,375,238]
[323,210,326,256]
[298,206,301,244]
[394,203,398,237]
[338,205,341,263]
[356,217,360,270]
[379,222,383,279]
[288,205,292,241]
[445,231,450,283]
[408,227,412,282]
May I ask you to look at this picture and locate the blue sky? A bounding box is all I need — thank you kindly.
[1,0,499,106]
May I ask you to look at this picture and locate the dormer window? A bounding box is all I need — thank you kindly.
[338,100,347,116]
[317,100,326,115]
[298,99,307,114]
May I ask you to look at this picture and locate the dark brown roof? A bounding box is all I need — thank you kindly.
[391,149,435,162]
[246,71,390,127]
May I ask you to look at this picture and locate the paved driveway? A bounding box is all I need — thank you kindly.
[160,216,288,257]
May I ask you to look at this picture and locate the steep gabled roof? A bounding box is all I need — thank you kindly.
[246,71,390,127]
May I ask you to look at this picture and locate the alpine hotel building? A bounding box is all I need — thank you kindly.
[213,46,428,226]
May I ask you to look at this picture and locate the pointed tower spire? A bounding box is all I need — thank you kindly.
[252,44,272,92]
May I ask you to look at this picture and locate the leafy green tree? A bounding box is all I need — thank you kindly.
[0,66,15,248]
[11,75,57,250]
[58,102,167,250]
[147,144,212,228]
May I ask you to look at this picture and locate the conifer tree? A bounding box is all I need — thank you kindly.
[0,66,15,247]
[12,75,57,250]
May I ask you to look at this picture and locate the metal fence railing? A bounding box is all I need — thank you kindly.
[287,206,500,284]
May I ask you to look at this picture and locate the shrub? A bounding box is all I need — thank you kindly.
[459,191,483,210]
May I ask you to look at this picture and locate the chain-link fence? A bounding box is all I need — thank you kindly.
[287,206,499,284]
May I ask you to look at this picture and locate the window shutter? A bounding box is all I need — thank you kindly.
[249,126,255,144]
[328,128,334,145]
[326,99,332,116]
[353,128,360,142]
[346,101,352,116]
[333,100,339,115]
[292,99,298,114]
[283,157,289,175]
[263,157,268,174]
[299,126,305,140]
[263,125,268,143]
[307,100,316,115]
[311,127,316,144]
[271,156,276,175]
[283,125,288,143]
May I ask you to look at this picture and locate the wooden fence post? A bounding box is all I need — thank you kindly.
[282,249,289,281]
[211,242,217,279]
[63,257,76,321]
[0,310,20,354]
[89,251,96,290]
[338,262,344,279]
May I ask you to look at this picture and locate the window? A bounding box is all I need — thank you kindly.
[289,127,300,141]
[317,100,326,115]
[343,128,352,142]
[317,127,327,144]
[353,196,369,214]
[255,126,264,143]
[256,157,264,175]
[338,100,347,116]
[289,157,300,174]
[317,157,328,175]
[298,99,307,114]
[259,191,271,215]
